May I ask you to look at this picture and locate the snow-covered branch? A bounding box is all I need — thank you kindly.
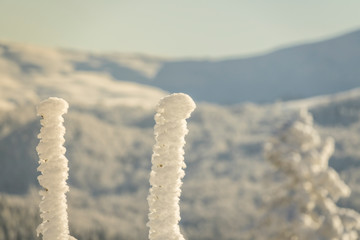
[259,109,360,240]
[36,97,75,240]
[147,93,196,240]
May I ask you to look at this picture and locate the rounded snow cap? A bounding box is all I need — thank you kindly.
[37,97,69,117]
[157,93,196,120]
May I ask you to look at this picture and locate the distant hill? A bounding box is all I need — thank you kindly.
[2,29,360,105]
[72,29,360,104]
[152,30,360,103]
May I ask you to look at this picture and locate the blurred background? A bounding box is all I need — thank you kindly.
[1,1,360,239]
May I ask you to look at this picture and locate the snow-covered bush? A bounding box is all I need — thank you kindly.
[36,97,76,240]
[258,109,360,240]
[147,93,196,240]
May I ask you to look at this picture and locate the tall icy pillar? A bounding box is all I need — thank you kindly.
[36,97,75,240]
[147,93,196,240]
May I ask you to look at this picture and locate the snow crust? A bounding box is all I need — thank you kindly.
[147,93,196,240]
[36,97,75,240]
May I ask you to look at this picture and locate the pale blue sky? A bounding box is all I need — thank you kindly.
[1,0,360,58]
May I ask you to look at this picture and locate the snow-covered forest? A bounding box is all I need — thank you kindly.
[1,32,360,240]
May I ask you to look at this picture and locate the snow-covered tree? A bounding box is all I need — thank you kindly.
[258,109,360,240]
[147,93,196,240]
[36,97,76,240]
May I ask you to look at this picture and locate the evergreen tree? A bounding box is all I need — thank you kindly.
[258,109,360,240]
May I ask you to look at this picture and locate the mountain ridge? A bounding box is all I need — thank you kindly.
[151,29,360,103]
[2,28,360,105]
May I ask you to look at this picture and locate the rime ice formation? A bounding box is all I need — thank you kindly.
[36,97,75,240]
[147,93,196,240]
[258,109,360,240]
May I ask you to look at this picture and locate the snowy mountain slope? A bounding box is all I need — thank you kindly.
[1,79,360,240]
[56,29,360,104]
[0,41,167,111]
[151,29,360,104]
[1,41,360,239]
[3,28,360,106]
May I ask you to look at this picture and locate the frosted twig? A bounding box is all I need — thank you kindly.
[147,93,196,240]
[36,97,76,240]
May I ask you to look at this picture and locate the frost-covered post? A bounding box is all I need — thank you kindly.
[36,97,75,240]
[147,93,196,240]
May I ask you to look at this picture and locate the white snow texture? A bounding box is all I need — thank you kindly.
[147,93,196,240]
[36,97,75,240]
[259,109,360,240]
